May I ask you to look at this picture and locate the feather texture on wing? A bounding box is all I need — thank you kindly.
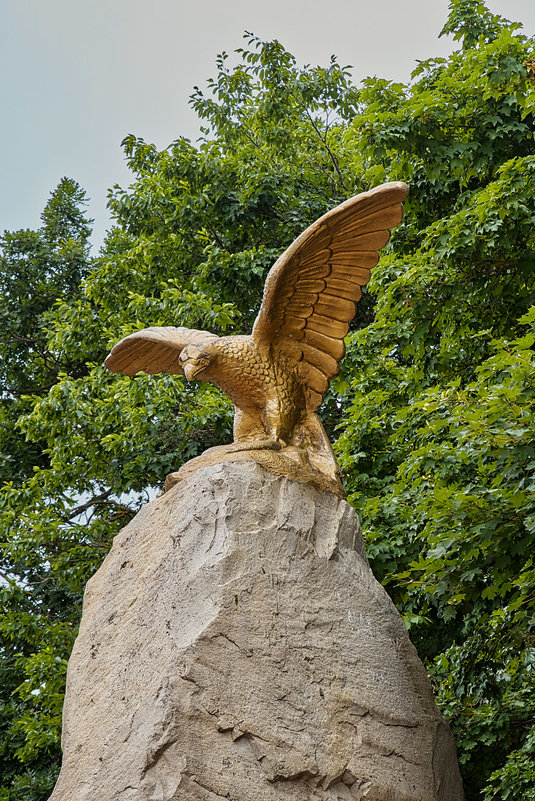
[252,181,409,410]
[104,326,219,376]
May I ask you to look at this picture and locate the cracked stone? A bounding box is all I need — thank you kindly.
[49,462,463,801]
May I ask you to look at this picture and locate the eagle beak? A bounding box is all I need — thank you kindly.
[183,360,206,381]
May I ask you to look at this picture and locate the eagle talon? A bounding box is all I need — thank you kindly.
[227,439,282,453]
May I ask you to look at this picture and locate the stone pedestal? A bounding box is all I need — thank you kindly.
[50,463,463,800]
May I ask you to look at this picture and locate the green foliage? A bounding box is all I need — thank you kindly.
[0,180,95,798]
[484,728,535,800]
[441,0,521,49]
[335,6,535,796]
[0,179,93,486]
[1,3,535,798]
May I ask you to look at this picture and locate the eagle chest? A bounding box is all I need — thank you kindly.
[208,341,270,409]
[212,341,298,418]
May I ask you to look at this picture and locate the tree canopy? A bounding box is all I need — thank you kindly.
[1,2,534,799]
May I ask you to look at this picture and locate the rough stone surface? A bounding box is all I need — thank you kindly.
[50,463,464,800]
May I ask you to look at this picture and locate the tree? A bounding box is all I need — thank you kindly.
[1,3,534,798]
[0,179,93,486]
[0,179,94,799]
[335,2,535,796]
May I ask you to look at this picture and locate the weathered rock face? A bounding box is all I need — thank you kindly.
[50,463,463,801]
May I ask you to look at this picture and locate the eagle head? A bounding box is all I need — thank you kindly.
[179,344,213,381]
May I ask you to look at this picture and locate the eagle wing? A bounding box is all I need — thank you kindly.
[104,326,219,376]
[252,181,409,411]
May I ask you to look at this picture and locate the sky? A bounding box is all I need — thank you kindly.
[1,0,534,247]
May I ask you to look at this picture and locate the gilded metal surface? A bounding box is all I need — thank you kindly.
[105,182,409,495]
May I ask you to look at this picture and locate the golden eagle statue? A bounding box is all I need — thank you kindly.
[105,182,408,495]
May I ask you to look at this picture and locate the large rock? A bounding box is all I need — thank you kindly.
[50,462,463,800]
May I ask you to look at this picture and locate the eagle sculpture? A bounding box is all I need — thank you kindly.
[105,181,409,494]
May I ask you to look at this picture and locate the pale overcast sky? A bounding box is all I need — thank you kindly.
[1,0,534,246]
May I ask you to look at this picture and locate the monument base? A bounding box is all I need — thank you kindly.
[50,462,463,800]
